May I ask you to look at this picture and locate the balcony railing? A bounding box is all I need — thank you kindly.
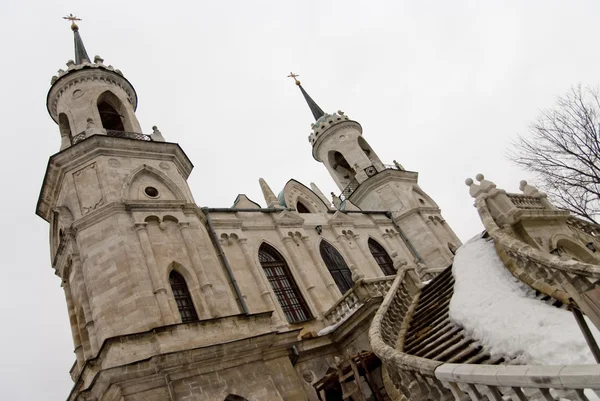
[70,130,153,146]
[71,131,86,145]
[106,130,152,141]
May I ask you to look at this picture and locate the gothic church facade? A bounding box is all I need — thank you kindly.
[38,22,460,400]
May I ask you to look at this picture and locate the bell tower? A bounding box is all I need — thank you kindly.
[291,74,462,270]
[38,17,241,393]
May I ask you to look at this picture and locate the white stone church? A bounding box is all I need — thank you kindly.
[38,20,600,401]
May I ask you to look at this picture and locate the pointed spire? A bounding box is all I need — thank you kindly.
[288,72,325,121]
[63,14,90,64]
[259,178,282,209]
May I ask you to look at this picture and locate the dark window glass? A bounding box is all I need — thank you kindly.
[320,240,354,294]
[296,201,311,213]
[98,101,125,131]
[258,244,311,323]
[169,271,199,323]
[368,238,395,275]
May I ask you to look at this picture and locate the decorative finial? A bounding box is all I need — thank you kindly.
[287,72,301,86]
[63,13,82,31]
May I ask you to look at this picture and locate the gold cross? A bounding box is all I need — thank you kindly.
[63,13,82,29]
[287,72,301,86]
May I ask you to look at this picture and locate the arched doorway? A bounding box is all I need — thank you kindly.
[320,240,354,294]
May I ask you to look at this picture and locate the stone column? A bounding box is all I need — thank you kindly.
[282,237,325,316]
[134,222,176,325]
[300,236,339,301]
[237,238,283,325]
[336,234,364,281]
[72,254,99,355]
[178,222,215,317]
[62,282,83,366]
[351,233,381,277]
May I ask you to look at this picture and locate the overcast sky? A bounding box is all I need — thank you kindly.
[1,1,599,399]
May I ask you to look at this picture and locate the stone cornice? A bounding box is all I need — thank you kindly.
[36,136,193,222]
[349,169,419,205]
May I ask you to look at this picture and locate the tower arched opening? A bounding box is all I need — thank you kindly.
[368,238,395,276]
[358,136,381,166]
[319,240,354,294]
[97,91,126,131]
[59,113,72,141]
[258,243,311,323]
[169,270,199,323]
[328,151,356,184]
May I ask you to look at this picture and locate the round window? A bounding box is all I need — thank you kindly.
[144,186,159,198]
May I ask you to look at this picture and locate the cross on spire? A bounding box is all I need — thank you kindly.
[287,72,301,86]
[63,13,82,31]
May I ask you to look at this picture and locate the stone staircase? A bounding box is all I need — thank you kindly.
[402,266,507,365]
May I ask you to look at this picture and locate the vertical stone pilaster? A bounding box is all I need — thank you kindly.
[282,236,325,316]
[62,282,83,367]
[134,222,175,325]
[352,233,381,277]
[336,234,364,280]
[237,238,283,325]
[300,236,339,301]
[178,222,216,317]
[440,219,462,247]
[72,254,99,355]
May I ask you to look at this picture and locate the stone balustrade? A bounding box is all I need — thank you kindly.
[369,268,453,401]
[507,193,545,210]
[370,262,600,401]
[323,276,394,326]
[476,197,600,296]
[435,363,600,401]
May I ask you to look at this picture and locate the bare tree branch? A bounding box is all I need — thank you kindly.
[508,85,600,224]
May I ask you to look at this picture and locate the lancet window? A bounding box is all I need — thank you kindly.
[368,238,395,276]
[169,271,198,323]
[320,240,354,294]
[258,243,311,323]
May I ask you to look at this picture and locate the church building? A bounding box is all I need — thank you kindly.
[37,17,600,401]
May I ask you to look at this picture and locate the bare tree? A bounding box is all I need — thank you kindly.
[509,85,600,223]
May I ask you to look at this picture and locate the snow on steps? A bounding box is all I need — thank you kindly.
[403,265,512,365]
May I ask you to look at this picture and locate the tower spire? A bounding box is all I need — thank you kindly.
[63,14,90,64]
[288,72,325,121]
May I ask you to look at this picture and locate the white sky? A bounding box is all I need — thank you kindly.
[0,1,599,399]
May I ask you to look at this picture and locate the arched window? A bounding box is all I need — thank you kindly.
[328,151,356,184]
[368,238,395,276]
[296,201,311,213]
[258,244,311,323]
[58,113,72,141]
[97,92,125,131]
[320,240,354,294]
[169,271,198,323]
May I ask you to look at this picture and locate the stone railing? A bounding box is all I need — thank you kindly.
[323,276,394,326]
[507,193,545,210]
[370,261,600,401]
[435,363,600,401]
[475,197,600,330]
[369,268,453,401]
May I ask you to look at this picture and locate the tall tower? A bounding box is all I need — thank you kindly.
[38,19,244,397]
[292,75,461,269]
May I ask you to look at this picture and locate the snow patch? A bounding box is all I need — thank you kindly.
[449,235,600,365]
